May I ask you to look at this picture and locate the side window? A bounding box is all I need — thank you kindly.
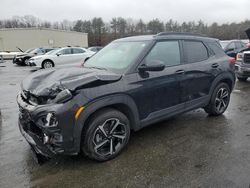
[73,48,85,54]
[226,42,235,51]
[61,48,72,55]
[184,41,208,63]
[235,42,242,49]
[207,42,225,55]
[36,49,44,54]
[145,41,181,67]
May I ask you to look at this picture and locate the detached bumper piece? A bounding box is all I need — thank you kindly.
[17,93,64,163]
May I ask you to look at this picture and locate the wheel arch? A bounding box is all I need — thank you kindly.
[42,59,54,68]
[73,94,140,152]
[209,72,235,96]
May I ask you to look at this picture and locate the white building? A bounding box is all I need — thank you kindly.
[0,28,88,51]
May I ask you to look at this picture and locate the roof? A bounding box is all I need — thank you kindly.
[115,32,218,42]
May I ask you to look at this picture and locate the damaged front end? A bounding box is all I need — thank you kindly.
[17,91,66,162]
[17,67,121,163]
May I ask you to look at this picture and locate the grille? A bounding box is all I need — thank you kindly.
[244,54,250,64]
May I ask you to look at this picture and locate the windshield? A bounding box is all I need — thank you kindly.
[220,41,230,49]
[84,41,149,73]
[45,48,59,55]
[25,48,34,53]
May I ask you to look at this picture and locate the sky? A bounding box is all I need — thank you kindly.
[0,0,249,24]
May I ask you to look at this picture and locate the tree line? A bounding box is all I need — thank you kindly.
[0,15,249,46]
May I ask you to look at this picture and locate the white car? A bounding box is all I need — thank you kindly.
[28,47,95,69]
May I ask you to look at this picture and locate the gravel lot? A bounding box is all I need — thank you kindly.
[1,61,250,188]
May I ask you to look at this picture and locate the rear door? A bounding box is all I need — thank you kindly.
[180,40,218,107]
[72,48,86,64]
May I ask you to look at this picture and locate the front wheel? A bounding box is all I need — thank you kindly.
[204,83,231,116]
[82,108,130,161]
[42,60,54,69]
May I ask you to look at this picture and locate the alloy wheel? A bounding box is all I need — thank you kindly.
[43,61,53,68]
[215,87,229,113]
[92,118,127,157]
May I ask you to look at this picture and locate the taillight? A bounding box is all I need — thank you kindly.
[228,57,236,65]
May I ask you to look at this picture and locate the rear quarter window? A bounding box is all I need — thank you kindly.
[207,42,225,55]
[184,41,209,63]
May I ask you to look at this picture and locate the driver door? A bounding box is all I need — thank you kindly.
[56,48,73,66]
[131,40,185,121]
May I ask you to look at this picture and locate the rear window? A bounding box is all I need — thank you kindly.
[184,41,209,63]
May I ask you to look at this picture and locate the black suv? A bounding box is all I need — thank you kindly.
[17,33,235,162]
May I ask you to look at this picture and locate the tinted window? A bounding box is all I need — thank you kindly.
[184,41,208,63]
[73,48,85,54]
[207,42,225,55]
[145,41,180,67]
[61,48,72,55]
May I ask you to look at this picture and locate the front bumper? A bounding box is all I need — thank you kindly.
[17,93,66,158]
[13,57,24,64]
[235,64,250,77]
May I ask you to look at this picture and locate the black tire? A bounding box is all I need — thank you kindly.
[82,108,130,161]
[237,76,248,82]
[204,82,231,116]
[42,60,54,69]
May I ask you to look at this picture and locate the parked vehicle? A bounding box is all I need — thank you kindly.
[28,47,95,69]
[235,51,250,81]
[220,40,247,58]
[13,47,54,66]
[17,33,235,162]
[88,46,103,53]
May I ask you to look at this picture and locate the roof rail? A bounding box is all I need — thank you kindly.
[156,32,206,37]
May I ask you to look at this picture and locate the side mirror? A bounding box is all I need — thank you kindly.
[138,60,165,72]
[56,53,61,56]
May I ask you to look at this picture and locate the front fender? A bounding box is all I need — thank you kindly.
[73,94,140,153]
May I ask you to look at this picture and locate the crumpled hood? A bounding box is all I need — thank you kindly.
[21,67,121,97]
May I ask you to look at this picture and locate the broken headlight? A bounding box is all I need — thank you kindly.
[37,112,58,128]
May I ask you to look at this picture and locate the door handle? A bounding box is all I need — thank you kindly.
[211,63,219,68]
[175,70,185,74]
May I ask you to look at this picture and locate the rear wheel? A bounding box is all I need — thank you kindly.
[237,76,248,82]
[42,60,54,69]
[82,108,130,161]
[204,83,231,116]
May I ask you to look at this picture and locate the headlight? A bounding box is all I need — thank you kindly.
[53,89,72,103]
[36,112,58,127]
